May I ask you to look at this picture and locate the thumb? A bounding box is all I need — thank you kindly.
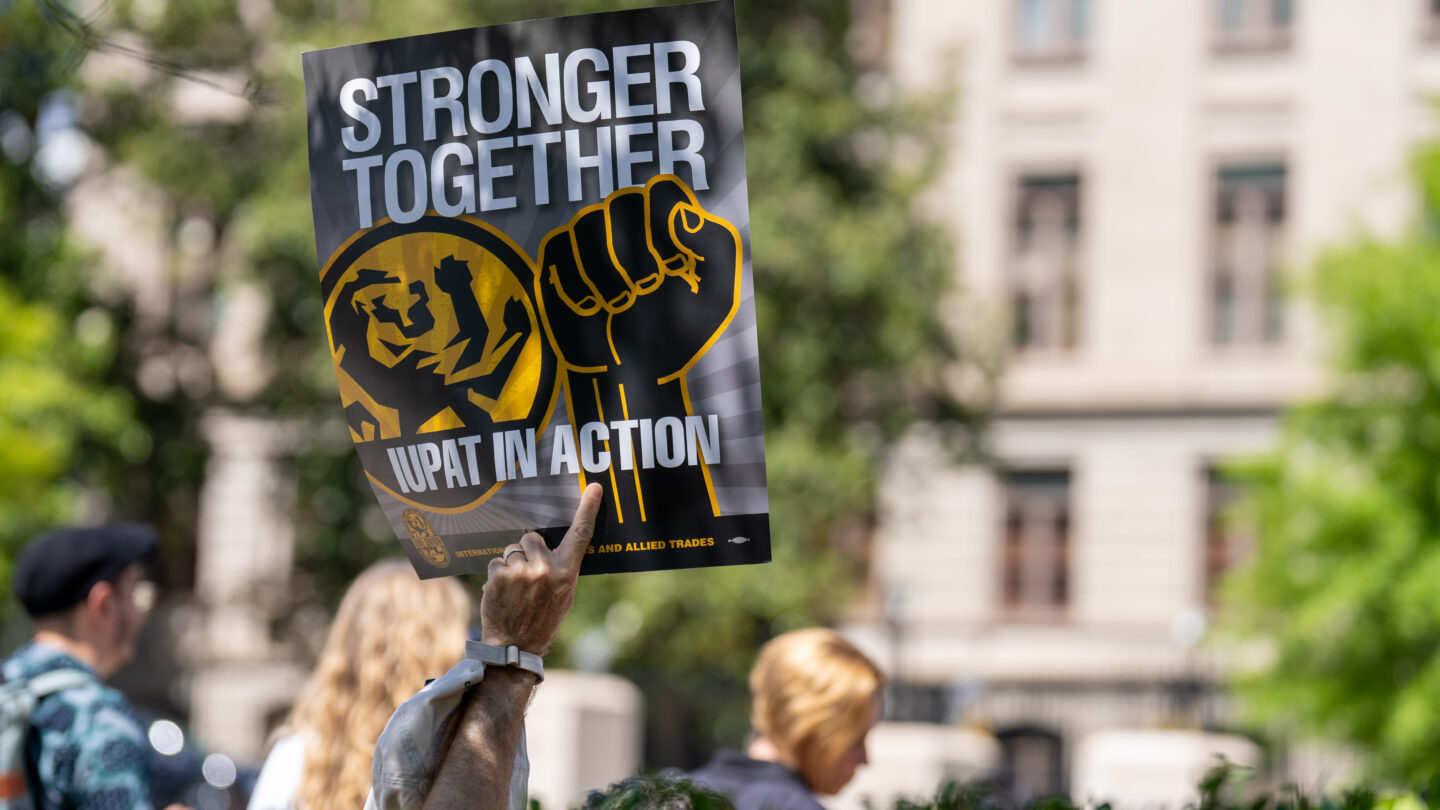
[667,202,741,287]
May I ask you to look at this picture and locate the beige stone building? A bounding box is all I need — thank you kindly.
[838,0,1440,806]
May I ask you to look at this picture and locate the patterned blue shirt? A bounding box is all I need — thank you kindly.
[1,642,154,810]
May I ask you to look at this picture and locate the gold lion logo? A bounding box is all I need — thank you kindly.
[323,221,552,446]
[403,508,450,568]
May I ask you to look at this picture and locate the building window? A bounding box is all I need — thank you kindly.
[1014,0,1089,62]
[1211,163,1286,346]
[849,0,892,70]
[1214,0,1294,52]
[1001,470,1071,615]
[884,681,950,724]
[1203,467,1254,603]
[997,727,1065,804]
[1011,174,1082,351]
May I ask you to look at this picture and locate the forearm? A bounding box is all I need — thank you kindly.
[422,667,539,810]
[413,483,601,810]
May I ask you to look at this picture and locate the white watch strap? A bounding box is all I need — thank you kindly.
[465,640,545,681]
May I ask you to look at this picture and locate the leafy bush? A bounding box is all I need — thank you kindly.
[863,762,1400,810]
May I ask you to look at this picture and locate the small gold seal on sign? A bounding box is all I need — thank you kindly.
[402,508,451,569]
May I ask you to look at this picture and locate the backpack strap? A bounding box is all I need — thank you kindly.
[17,671,91,702]
[0,669,92,807]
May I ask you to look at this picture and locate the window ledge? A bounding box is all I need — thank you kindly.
[1211,37,1293,55]
[1012,50,1088,68]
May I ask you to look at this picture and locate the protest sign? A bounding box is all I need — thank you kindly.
[302,0,770,577]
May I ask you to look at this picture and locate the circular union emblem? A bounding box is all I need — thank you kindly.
[403,508,450,569]
[320,215,558,512]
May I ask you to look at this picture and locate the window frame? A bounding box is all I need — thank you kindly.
[997,468,1074,621]
[1201,464,1255,606]
[1212,0,1295,54]
[1012,0,1091,65]
[1205,158,1289,349]
[1008,170,1085,354]
[1424,0,1440,42]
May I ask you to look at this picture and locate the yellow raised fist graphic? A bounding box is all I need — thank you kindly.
[535,175,741,380]
[534,175,741,526]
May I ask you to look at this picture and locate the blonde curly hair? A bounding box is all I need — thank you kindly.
[286,559,471,810]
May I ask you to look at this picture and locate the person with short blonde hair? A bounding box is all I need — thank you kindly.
[690,628,885,810]
[248,559,472,810]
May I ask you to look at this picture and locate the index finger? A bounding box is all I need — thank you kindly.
[556,482,604,566]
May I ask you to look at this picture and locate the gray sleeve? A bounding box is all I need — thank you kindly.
[368,656,530,810]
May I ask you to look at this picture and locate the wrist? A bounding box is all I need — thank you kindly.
[473,663,541,691]
[466,639,546,681]
[478,633,548,657]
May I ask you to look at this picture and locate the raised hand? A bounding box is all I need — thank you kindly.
[479,483,603,656]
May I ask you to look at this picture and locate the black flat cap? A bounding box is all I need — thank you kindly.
[14,525,158,617]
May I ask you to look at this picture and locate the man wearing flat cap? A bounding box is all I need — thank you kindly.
[2,525,161,810]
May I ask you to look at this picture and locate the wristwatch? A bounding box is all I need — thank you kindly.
[464,640,545,681]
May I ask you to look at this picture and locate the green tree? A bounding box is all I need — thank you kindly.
[0,281,140,596]
[1222,141,1440,786]
[26,0,983,764]
[0,2,145,609]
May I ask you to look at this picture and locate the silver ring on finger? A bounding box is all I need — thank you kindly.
[503,546,527,565]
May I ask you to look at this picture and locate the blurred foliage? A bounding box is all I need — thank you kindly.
[571,760,1408,810]
[0,281,140,603]
[4,0,986,763]
[0,2,143,607]
[1221,141,1440,786]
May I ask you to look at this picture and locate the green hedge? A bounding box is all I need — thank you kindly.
[568,762,1431,810]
